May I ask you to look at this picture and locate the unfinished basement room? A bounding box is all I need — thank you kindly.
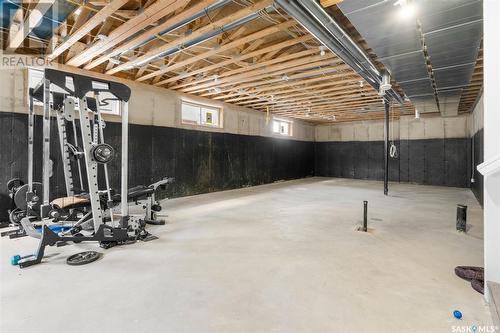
[0,0,498,332]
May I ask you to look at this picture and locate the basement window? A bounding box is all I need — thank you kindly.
[181,100,222,128]
[27,68,121,115]
[27,68,44,106]
[272,118,292,136]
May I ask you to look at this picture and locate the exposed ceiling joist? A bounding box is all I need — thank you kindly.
[320,0,344,8]
[84,0,221,71]
[48,0,129,61]
[2,0,483,122]
[107,0,274,75]
[182,55,339,94]
[158,35,312,88]
[139,21,298,83]
[67,0,190,67]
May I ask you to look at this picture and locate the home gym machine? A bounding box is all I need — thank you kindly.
[8,68,172,268]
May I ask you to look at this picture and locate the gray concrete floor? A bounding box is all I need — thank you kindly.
[0,178,492,333]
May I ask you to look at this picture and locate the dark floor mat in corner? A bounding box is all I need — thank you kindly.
[471,279,484,295]
[455,266,484,281]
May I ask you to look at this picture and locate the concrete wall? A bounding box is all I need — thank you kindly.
[469,94,484,205]
[469,94,484,136]
[0,67,314,141]
[315,114,470,142]
[314,114,472,188]
[0,64,483,216]
[0,67,315,220]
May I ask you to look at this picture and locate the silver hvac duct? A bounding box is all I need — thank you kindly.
[135,11,262,67]
[134,0,233,50]
[274,0,404,104]
[337,0,482,116]
[297,0,380,79]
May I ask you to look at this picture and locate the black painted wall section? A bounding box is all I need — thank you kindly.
[0,110,478,220]
[314,139,471,188]
[0,112,315,220]
[471,129,484,205]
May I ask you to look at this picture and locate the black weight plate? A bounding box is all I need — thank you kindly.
[73,233,83,243]
[7,178,24,192]
[14,182,42,211]
[66,251,101,266]
[9,208,25,225]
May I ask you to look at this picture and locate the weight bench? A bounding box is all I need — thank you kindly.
[50,182,169,226]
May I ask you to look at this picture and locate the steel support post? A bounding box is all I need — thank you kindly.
[384,100,389,196]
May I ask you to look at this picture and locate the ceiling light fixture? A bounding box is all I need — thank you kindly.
[379,71,392,96]
[394,0,416,20]
[281,74,289,81]
[74,7,82,16]
[319,45,326,56]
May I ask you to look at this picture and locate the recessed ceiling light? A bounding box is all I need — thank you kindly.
[394,0,416,20]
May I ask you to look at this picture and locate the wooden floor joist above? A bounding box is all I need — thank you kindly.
[3,0,483,123]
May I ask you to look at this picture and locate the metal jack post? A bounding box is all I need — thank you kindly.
[384,100,389,196]
[363,201,368,232]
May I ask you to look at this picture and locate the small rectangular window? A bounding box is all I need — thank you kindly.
[28,68,44,106]
[96,92,121,116]
[181,101,222,128]
[272,118,292,136]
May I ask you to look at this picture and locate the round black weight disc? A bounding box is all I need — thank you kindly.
[14,182,42,211]
[9,208,25,225]
[66,251,101,266]
[91,143,115,164]
[7,178,24,192]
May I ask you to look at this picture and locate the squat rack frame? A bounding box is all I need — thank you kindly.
[30,68,132,229]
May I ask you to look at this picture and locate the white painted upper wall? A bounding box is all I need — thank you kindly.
[315,113,472,142]
[0,66,480,143]
[468,94,484,136]
[0,67,315,142]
